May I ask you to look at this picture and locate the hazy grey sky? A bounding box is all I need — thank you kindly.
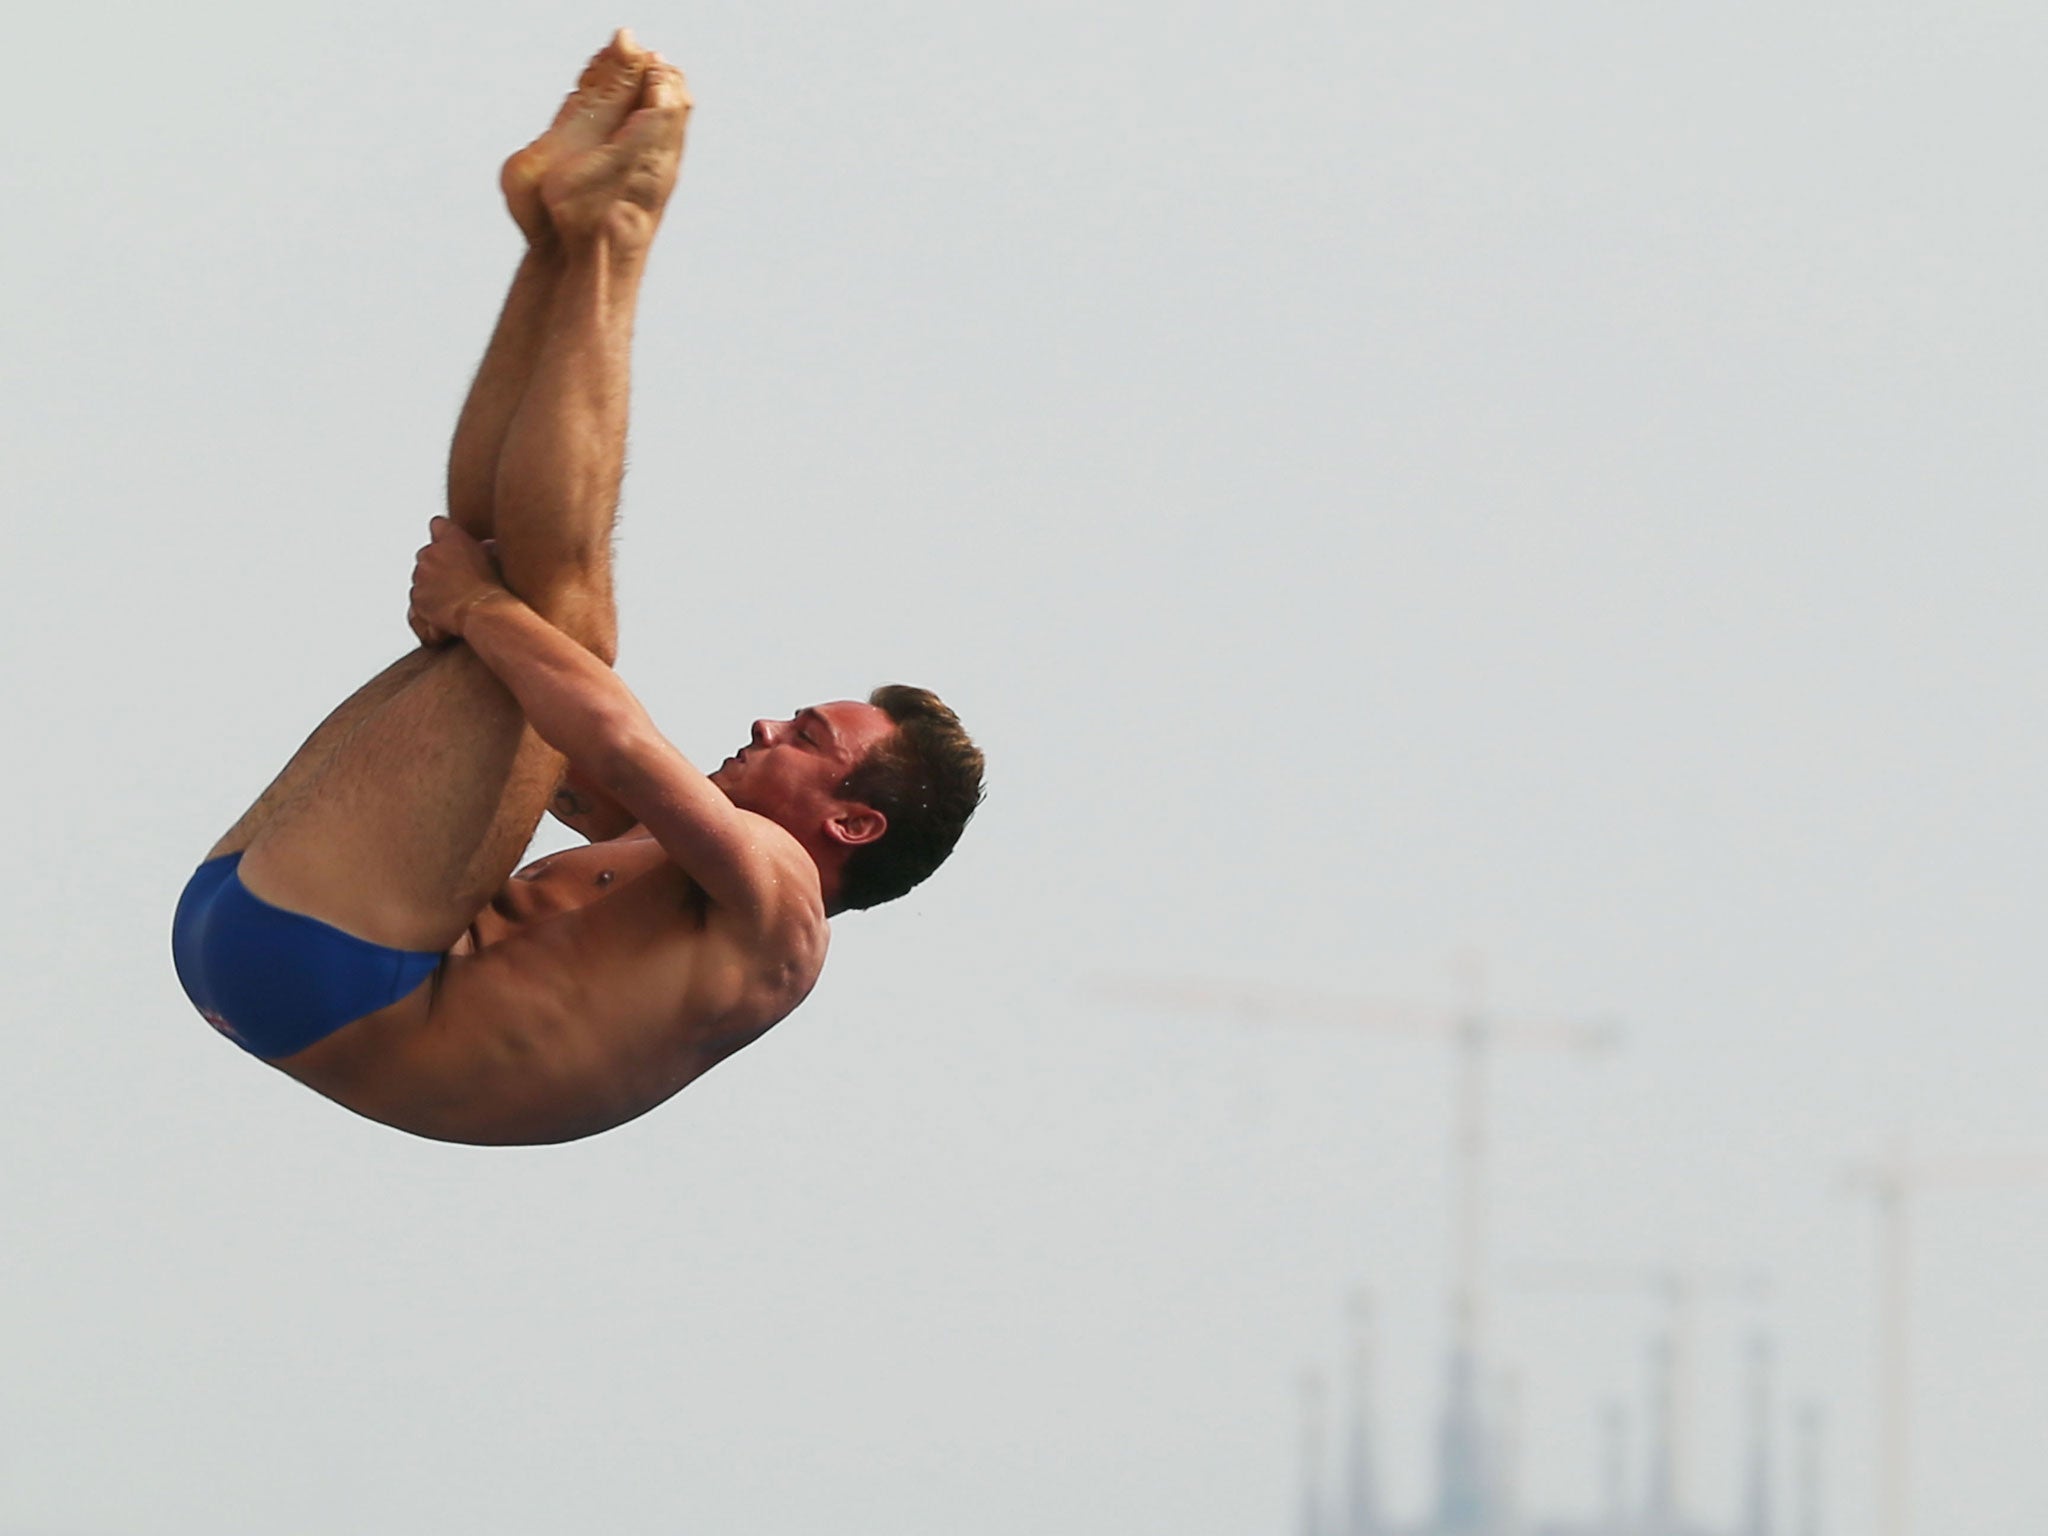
[5,4,2044,1533]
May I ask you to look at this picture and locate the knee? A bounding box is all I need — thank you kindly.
[515,568,617,667]
[574,618,619,670]
[544,589,619,668]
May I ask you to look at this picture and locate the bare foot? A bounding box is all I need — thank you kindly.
[501,30,651,245]
[539,56,692,255]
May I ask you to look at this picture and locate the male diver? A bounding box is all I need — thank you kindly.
[170,32,984,1145]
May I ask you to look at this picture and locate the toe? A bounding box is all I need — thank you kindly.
[641,61,691,114]
[548,35,648,146]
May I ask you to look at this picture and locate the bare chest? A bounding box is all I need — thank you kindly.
[459,840,824,1084]
[464,836,698,944]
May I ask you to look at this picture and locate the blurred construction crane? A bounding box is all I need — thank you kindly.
[1095,958,1621,1533]
[1842,1141,2048,1536]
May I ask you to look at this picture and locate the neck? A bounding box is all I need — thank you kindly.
[801,838,849,916]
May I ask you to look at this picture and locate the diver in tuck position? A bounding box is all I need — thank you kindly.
[171,31,984,1145]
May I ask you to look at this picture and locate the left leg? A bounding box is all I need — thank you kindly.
[445,246,561,538]
[206,36,656,864]
[227,58,692,952]
[203,649,438,863]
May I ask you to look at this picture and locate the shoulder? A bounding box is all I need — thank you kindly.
[710,810,830,969]
[683,826,830,1063]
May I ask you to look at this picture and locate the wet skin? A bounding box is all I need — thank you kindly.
[202,35,898,1145]
[277,698,895,1146]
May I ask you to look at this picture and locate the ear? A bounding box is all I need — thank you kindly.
[823,804,887,849]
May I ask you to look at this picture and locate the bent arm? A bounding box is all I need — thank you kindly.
[457,594,785,918]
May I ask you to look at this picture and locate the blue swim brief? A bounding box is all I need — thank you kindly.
[171,852,442,1060]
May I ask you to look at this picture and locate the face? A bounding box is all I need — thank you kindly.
[707,700,897,839]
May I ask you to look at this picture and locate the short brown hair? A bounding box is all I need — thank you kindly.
[836,684,985,911]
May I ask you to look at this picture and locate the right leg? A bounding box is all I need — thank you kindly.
[446,30,650,537]
[229,55,692,953]
[484,49,695,652]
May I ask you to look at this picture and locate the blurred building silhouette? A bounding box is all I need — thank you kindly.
[1296,1299,1823,1536]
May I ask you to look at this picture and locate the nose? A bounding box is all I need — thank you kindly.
[749,718,775,746]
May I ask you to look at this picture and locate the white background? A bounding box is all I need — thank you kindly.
[4,4,2044,1533]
